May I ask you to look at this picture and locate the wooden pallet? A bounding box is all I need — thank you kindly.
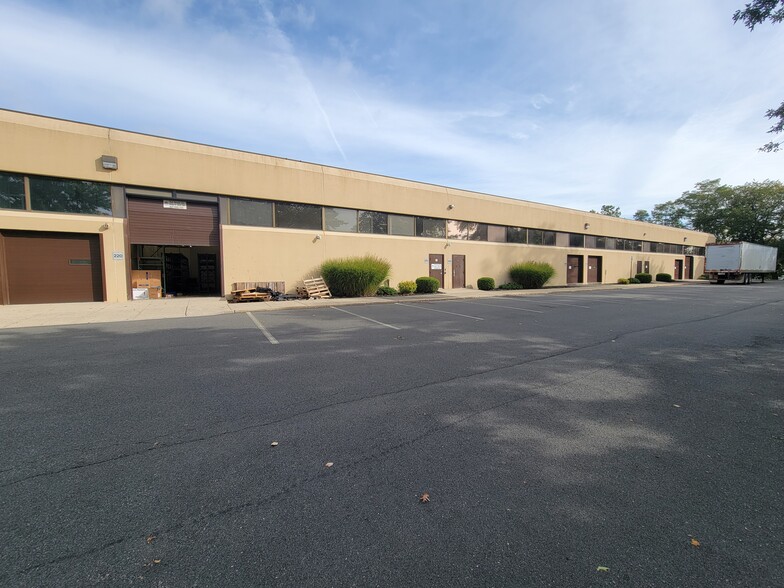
[232,291,272,303]
[231,281,285,293]
[302,277,332,299]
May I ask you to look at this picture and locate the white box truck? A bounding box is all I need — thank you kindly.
[705,242,778,284]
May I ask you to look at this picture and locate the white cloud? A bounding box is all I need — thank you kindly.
[141,0,193,24]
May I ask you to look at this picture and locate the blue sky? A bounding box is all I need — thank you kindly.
[1,0,782,215]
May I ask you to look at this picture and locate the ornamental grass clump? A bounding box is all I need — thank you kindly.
[320,255,391,297]
[509,262,556,289]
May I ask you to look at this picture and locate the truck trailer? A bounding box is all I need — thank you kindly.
[705,242,778,284]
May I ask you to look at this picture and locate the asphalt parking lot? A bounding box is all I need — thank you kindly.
[1,282,783,587]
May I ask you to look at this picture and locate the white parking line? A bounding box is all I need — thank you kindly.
[247,313,279,344]
[531,300,591,309]
[395,302,484,320]
[331,306,401,330]
[456,300,544,313]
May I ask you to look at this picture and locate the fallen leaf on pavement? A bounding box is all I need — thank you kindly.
[419,492,430,503]
[691,538,701,547]
[673,404,681,408]
[325,462,334,468]
[146,534,156,544]
[597,566,609,572]
[153,559,161,564]
[270,441,279,447]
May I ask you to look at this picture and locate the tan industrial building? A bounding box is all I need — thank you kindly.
[0,109,712,305]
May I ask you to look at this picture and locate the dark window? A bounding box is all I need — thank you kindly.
[230,198,273,227]
[358,210,388,234]
[29,177,111,216]
[488,225,506,242]
[569,234,585,247]
[585,235,597,248]
[632,240,642,251]
[529,229,544,245]
[416,217,446,238]
[507,227,527,243]
[596,236,607,249]
[325,207,358,232]
[389,214,415,236]
[0,172,25,210]
[274,202,322,230]
[543,231,556,246]
[467,223,488,241]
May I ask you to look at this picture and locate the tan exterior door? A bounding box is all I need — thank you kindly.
[128,198,219,246]
[452,255,465,288]
[587,256,601,283]
[0,230,103,304]
[567,255,582,284]
[429,254,444,287]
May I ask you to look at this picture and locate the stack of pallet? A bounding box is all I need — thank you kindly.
[229,281,284,303]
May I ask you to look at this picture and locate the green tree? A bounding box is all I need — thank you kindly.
[633,209,652,222]
[654,178,784,243]
[734,1,784,152]
[589,204,622,217]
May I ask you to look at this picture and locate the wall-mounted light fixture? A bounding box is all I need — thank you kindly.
[683,237,688,242]
[445,240,451,248]
[315,234,322,240]
[447,204,454,210]
[99,223,110,231]
[100,155,118,171]
[584,223,590,230]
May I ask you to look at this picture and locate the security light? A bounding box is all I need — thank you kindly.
[101,155,118,170]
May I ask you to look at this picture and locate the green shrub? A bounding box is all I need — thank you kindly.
[629,277,641,284]
[477,277,495,291]
[376,286,397,296]
[697,274,708,280]
[656,273,673,282]
[415,276,440,294]
[617,278,630,284]
[509,262,555,289]
[635,272,652,284]
[321,255,391,297]
[498,282,525,290]
[398,281,416,295]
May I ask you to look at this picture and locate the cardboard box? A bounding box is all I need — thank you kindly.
[147,286,163,299]
[132,270,161,282]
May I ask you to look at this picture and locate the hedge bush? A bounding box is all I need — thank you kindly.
[617,278,630,284]
[376,286,397,296]
[629,277,641,284]
[656,273,673,282]
[415,276,440,294]
[320,255,391,297]
[635,272,652,284]
[498,282,525,290]
[477,277,495,291]
[398,281,417,295]
[509,262,555,289]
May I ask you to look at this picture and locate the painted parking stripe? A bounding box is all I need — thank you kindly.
[530,300,591,309]
[455,300,544,313]
[331,306,401,330]
[395,302,484,320]
[247,313,279,344]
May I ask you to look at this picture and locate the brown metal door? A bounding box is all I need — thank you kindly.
[644,261,650,274]
[587,256,601,283]
[128,198,219,246]
[636,261,643,274]
[429,254,444,288]
[452,255,465,288]
[1,230,103,304]
[674,259,683,280]
[684,256,693,279]
[567,255,582,284]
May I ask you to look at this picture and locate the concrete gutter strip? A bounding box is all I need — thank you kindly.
[0,282,704,329]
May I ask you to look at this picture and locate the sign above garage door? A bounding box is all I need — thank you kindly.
[128,197,218,246]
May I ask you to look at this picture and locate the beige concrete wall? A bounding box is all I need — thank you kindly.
[222,225,706,293]
[0,109,713,301]
[0,210,128,302]
[0,109,713,248]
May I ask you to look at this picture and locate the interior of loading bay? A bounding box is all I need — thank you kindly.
[131,244,220,297]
